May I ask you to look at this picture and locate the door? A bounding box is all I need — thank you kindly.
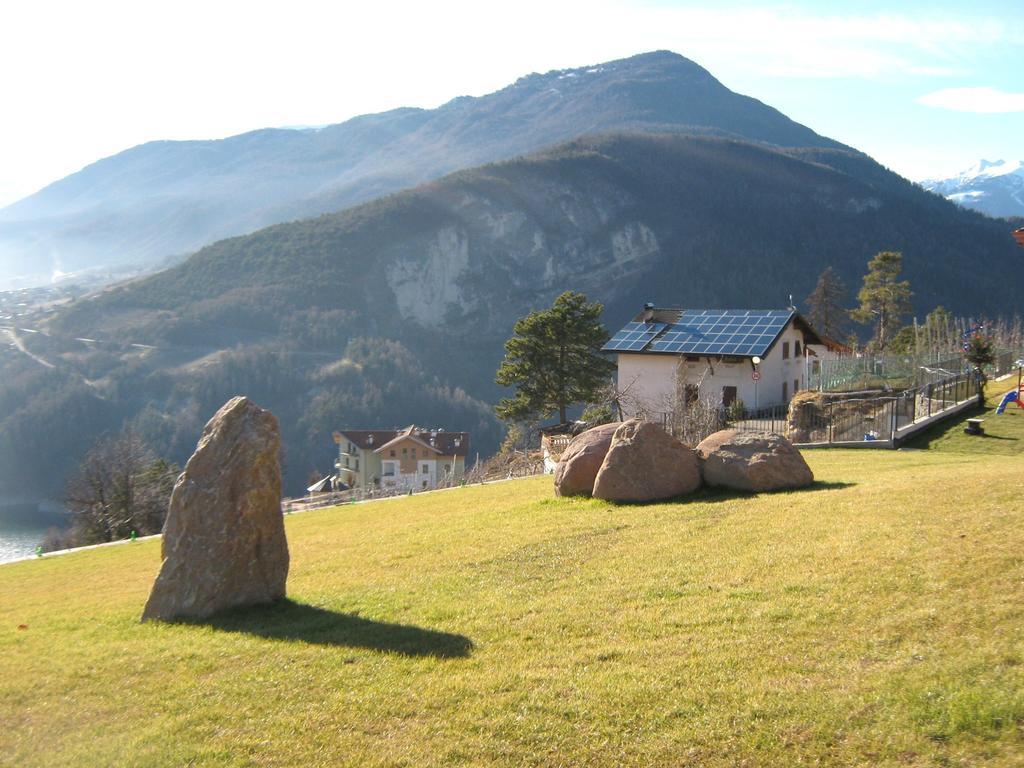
[722,386,737,408]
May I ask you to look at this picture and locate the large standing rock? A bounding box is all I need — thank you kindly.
[554,422,620,497]
[142,396,289,622]
[698,431,814,492]
[592,420,702,503]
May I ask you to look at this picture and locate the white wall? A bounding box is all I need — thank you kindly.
[616,319,832,416]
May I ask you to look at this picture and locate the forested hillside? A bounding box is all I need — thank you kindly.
[2,132,1019,500]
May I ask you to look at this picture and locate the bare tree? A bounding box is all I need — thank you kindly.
[63,430,179,547]
[660,359,723,445]
[804,267,846,339]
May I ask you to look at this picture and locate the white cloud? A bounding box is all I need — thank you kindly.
[917,87,1024,113]
[630,6,1013,80]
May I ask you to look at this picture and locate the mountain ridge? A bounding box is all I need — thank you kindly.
[0,50,842,289]
[2,53,1019,505]
[2,130,1013,501]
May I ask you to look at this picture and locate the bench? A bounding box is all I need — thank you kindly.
[964,418,985,436]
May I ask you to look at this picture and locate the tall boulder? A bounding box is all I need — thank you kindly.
[142,396,289,622]
[697,430,813,492]
[592,420,702,503]
[554,422,620,497]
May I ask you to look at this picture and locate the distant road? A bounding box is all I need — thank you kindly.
[1,327,55,369]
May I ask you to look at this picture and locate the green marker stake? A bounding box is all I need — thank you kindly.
[35,546,43,558]
[130,530,137,542]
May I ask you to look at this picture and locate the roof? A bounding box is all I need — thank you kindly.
[334,425,469,457]
[306,475,344,494]
[603,308,825,358]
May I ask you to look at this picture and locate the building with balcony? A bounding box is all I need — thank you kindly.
[333,425,470,491]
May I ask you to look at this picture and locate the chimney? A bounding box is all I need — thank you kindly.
[642,302,655,323]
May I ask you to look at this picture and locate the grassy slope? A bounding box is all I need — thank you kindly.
[2,389,1023,766]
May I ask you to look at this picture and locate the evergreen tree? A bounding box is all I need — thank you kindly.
[850,251,912,352]
[804,267,846,338]
[495,291,616,424]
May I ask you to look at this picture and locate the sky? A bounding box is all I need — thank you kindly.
[1,0,1022,209]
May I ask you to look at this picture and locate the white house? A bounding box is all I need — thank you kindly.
[604,305,843,417]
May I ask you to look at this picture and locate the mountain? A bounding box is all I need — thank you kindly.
[4,131,1020,501]
[921,159,1024,218]
[0,51,842,290]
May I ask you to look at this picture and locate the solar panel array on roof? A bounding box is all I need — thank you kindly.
[603,321,667,352]
[649,310,792,356]
[603,310,795,357]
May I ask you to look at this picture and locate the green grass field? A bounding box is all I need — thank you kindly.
[2,382,1023,766]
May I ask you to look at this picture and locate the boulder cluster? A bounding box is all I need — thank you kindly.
[554,420,813,502]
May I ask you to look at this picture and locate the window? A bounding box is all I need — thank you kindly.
[794,379,799,395]
[422,464,429,474]
[782,381,788,401]
[411,448,417,458]
[402,448,407,455]
[382,462,396,477]
[722,386,737,407]
[794,340,802,357]
[443,464,451,474]
[390,450,396,457]
[355,458,359,470]
[684,384,699,407]
[782,341,790,359]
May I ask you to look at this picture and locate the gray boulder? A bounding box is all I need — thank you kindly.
[554,422,620,497]
[592,420,702,503]
[142,396,289,622]
[697,431,813,492]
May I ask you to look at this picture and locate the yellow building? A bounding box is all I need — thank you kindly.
[333,425,469,491]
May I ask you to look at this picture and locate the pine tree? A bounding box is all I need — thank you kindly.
[850,251,912,352]
[495,291,616,424]
[803,267,846,339]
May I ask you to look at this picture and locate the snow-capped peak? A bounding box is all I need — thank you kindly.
[920,159,1024,218]
[956,158,1024,182]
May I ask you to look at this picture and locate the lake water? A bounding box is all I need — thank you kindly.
[0,526,48,562]
[0,499,67,564]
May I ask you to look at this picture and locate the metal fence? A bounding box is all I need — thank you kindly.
[808,348,1023,392]
[673,370,983,446]
[659,370,978,448]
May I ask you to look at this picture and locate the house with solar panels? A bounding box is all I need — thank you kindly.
[603,305,842,417]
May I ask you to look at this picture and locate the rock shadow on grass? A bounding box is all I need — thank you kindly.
[179,599,473,658]
[683,479,858,505]
[592,480,856,506]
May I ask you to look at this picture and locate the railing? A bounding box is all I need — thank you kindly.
[808,347,1023,392]
[541,434,572,461]
[658,370,982,447]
